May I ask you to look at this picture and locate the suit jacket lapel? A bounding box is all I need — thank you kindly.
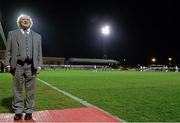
[16,29,22,48]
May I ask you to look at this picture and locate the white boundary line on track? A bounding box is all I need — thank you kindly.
[37,78,125,123]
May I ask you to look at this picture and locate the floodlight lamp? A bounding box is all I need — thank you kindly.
[168,58,172,61]
[152,58,156,62]
[101,25,110,35]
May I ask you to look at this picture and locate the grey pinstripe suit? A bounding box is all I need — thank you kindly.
[4,29,42,114]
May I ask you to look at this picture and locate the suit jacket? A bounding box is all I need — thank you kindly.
[4,29,43,69]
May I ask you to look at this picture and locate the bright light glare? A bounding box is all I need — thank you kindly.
[168,57,172,61]
[152,58,156,62]
[101,25,110,35]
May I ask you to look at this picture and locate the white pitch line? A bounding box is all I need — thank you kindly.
[37,78,125,122]
[37,78,93,107]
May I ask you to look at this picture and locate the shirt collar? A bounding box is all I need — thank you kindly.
[20,28,31,34]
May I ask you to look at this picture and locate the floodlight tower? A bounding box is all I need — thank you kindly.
[151,58,156,64]
[168,57,172,66]
[101,25,110,59]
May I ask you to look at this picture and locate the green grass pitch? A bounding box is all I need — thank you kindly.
[0,70,180,122]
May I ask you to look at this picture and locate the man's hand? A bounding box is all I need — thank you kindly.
[37,66,41,74]
[5,65,11,72]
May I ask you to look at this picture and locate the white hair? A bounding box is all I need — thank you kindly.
[17,14,33,28]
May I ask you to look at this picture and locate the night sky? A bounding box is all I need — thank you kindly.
[0,0,180,66]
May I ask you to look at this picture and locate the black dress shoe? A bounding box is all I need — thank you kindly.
[14,113,22,120]
[25,113,32,120]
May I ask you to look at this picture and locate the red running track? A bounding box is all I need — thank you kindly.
[0,107,122,122]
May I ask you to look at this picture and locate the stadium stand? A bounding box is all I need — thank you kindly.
[67,58,119,65]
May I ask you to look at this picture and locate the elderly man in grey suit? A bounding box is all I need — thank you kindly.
[4,14,42,120]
